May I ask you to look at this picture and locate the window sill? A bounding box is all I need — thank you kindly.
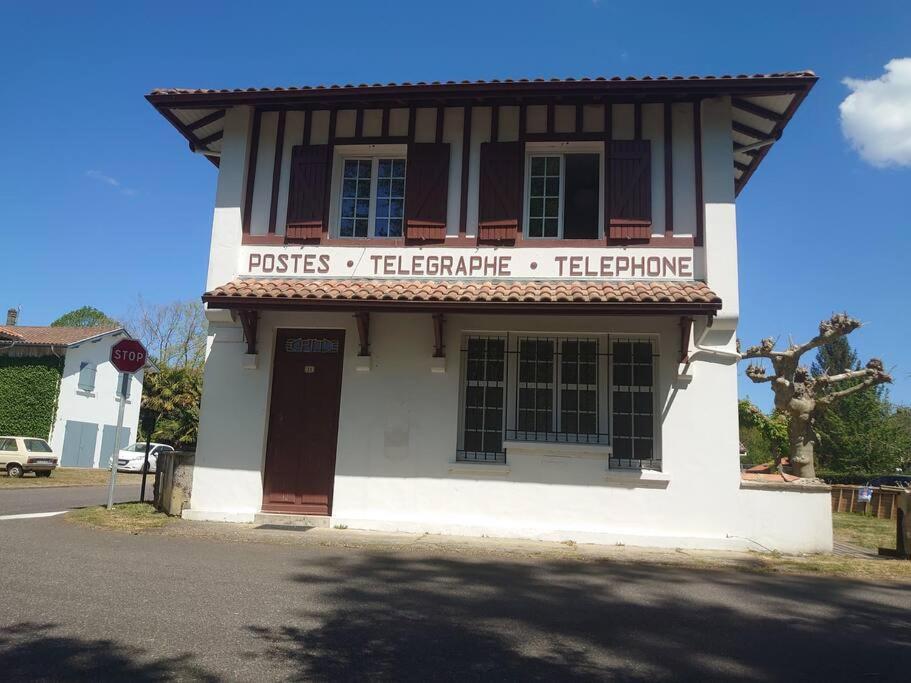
[448,461,511,476]
[76,390,96,398]
[504,440,610,459]
[603,468,670,489]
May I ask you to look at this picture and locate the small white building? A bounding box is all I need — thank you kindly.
[149,71,833,553]
[0,316,147,468]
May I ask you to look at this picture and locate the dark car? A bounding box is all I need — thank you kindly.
[868,475,911,488]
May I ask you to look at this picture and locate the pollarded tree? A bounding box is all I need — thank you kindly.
[741,314,892,479]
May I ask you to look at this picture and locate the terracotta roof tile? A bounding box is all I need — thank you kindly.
[204,279,721,310]
[0,325,121,346]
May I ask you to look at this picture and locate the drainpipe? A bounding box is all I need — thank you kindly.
[689,320,741,361]
[685,316,742,362]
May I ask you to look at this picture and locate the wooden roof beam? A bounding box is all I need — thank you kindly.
[732,97,785,122]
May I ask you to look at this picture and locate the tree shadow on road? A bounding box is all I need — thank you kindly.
[248,552,911,681]
[0,622,217,682]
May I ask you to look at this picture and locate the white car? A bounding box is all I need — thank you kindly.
[0,436,58,478]
[116,443,174,473]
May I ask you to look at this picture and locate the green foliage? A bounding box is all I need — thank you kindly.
[0,357,63,438]
[811,338,905,475]
[738,399,788,463]
[51,306,117,328]
[141,366,202,449]
[811,336,858,379]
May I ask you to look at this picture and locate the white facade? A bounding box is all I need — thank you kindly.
[156,77,831,553]
[48,331,144,469]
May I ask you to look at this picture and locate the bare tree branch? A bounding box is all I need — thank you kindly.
[819,371,892,403]
[741,337,779,360]
[785,313,861,360]
[745,364,775,383]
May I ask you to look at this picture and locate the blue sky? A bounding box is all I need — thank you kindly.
[1,1,909,409]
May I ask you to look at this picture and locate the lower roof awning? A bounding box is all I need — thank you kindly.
[203,278,722,316]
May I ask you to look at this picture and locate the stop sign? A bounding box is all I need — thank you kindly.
[111,339,148,373]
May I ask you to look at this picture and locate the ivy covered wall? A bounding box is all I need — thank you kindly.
[0,356,64,438]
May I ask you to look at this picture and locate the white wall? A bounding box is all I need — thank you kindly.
[186,310,832,553]
[48,332,144,468]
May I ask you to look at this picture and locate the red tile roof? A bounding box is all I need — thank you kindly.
[204,278,721,313]
[0,325,121,346]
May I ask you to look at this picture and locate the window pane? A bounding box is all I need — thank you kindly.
[340,159,372,234]
[563,153,599,239]
[613,391,631,413]
[528,155,561,238]
[461,337,506,459]
[373,158,405,237]
[611,340,656,470]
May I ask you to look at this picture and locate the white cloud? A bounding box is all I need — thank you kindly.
[840,58,911,167]
[86,170,137,196]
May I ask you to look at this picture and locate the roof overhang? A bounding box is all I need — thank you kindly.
[202,278,723,317]
[147,72,816,189]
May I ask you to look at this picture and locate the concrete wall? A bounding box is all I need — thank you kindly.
[186,310,832,553]
[49,332,144,468]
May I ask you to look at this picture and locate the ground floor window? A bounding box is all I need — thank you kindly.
[457,334,659,469]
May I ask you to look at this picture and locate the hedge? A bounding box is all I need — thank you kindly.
[0,356,64,439]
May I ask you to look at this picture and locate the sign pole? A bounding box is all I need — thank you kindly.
[105,338,148,511]
[105,373,129,510]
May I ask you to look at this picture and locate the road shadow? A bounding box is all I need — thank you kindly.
[248,552,911,681]
[0,622,217,682]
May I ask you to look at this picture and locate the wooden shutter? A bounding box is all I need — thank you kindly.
[404,143,450,240]
[607,140,652,240]
[286,144,330,240]
[478,141,522,241]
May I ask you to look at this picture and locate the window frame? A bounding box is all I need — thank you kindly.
[456,336,508,463]
[457,332,660,470]
[329,144,408,239]
[608,337,660,470]
[77,361,96,393]
[523,141,604,240]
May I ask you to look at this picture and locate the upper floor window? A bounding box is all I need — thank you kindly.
[78,361,96,393]
[526,148,601,239]
[337,155,406,238]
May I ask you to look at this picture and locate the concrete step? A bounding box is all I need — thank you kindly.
[253,512,331,528]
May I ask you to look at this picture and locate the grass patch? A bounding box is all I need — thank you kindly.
[833,512,897,552]
[0,467,131,489]
[68,502,170,534]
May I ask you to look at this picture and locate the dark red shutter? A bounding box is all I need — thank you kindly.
[286,144,330,240]
[478,141,522,242]
[404,143,450,240]
[607,140,652,241]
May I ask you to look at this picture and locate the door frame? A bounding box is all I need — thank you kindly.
[261,327,346,515]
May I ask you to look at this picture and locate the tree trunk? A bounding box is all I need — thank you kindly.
[788,417,817,479]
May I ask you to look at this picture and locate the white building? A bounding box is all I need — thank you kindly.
[149,72,832,552]
[0,316,146,468]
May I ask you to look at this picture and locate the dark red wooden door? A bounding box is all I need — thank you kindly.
[262,329,345,515]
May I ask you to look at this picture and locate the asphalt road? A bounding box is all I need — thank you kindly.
[0,516,909,681]
[0,481,151,516]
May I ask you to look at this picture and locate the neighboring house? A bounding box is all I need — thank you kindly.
[0,311,148,469]
[149,71,832,552]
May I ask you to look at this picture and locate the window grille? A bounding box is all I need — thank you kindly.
[457,334,659,470]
